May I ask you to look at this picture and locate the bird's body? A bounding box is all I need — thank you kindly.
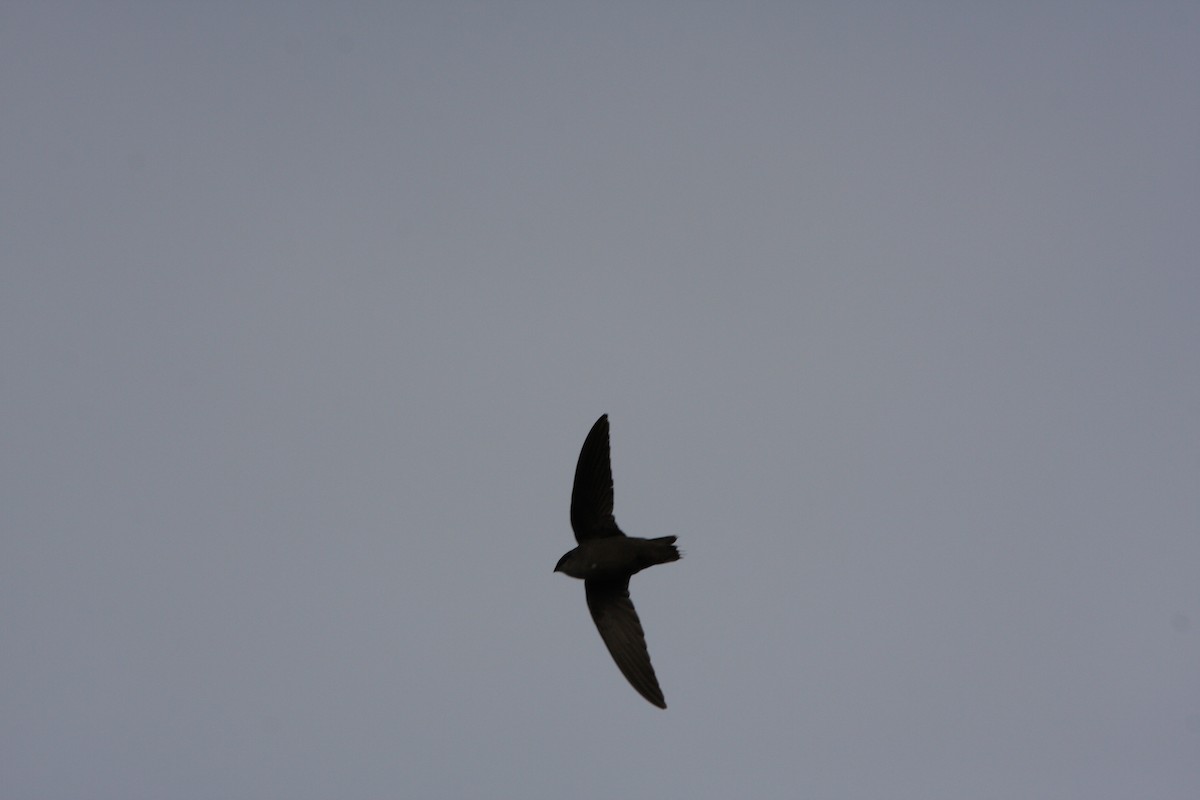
[554,414,681,709]
[554,535,680,581]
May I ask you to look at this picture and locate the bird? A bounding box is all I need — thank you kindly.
[554,414,681,709]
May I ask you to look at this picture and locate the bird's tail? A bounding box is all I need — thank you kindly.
[647,535,681,565]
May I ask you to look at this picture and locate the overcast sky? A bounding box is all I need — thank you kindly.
[3,3,1198,798]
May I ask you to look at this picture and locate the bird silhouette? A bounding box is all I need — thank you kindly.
[554,415,681,708]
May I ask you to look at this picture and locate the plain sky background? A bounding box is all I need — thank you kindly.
[3,3,1198,798]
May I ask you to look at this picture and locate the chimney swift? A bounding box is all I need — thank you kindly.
[554,414,681,709]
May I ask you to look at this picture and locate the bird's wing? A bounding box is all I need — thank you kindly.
[585,578,666,709]
[570,414,624,541]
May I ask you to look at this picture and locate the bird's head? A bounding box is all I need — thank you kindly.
[554,548,584,578]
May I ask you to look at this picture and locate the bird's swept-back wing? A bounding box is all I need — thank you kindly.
[570,415,624,541]
[585,578,666,709]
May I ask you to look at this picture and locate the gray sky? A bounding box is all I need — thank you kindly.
[3,3,1198,798]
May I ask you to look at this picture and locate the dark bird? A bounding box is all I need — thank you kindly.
[555,414,681,709]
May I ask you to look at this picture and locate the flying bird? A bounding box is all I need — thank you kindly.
[555,414,681,709]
